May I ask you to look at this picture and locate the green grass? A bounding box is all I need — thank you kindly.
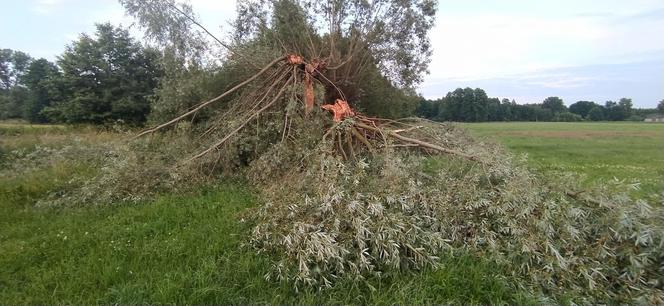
[463,122,664,196]
[0,122,530,304]
[0,182,529,304]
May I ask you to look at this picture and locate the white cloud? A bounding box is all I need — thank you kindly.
[427,14,609,80]
[32,0,68,15]
[190,0,238,37]
[424,2,664,100]
[523,75,596,89]
[190,0,237,13]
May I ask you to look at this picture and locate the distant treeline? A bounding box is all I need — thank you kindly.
[2,24,663,126]
[416,87,664,122]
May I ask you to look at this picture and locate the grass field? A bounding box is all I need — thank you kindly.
[1,121,661,303]
[464,122,664,197]
[0,184,527,304]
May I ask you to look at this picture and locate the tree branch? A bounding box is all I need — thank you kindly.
[133,56,285,139]
[354,122,483,163]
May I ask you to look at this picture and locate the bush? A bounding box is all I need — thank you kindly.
[588,106,605,121]
[627,114,645,121]
[553,112,583,122]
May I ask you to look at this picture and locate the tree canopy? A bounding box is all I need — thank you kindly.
[587,106,605,121]
[569,101,598,119]
[234,0,436,89]
[435,88,489,122]
[542,96,566,114]
[0,49,33,119]
[23,59,61,123]
[117,0,437,119]
[47,23,162,124]
[415,88,655,123]
[0,49,31,91]
[604,98,633,121]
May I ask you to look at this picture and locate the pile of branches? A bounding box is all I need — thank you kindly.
[131,52,664,303]
[247,128,663,303]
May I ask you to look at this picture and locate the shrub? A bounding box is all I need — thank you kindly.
[627,114,645,121]
[588,106,605,121]
[553,112,583,122]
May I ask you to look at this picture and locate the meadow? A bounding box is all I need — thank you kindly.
[464,122,664,197]
[1,121,661,304]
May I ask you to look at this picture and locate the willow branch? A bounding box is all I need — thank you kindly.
[165,2,232,52]
[350,126,374,153]
[354,122,482,163]
[133,56,285,139]
[186,75,293,162]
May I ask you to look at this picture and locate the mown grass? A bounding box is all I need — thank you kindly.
[463,122,664,197]
[0,122,531,304]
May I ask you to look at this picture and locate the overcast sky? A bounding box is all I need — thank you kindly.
[1,0,663,107]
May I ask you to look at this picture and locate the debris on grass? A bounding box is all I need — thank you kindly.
[5,52,662,304]
[130,53,664,303]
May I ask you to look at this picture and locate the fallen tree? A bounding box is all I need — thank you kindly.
[134,53,484,165]
[127,50,663,305]
[41,0,659,303]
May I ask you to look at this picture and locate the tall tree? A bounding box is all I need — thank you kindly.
[587,106,605,121]
[119,0,217,121]
[486,97,500,121]
[569,100,597,119]
[604,98,632,121]
[499,98,513,121]
[50,23,162,124]
[118,0,209,63]
[541,96,566,114]
[618,98,633,119]
[658,99,664,114]
[120,0,437,119]
[438,88,488,122]
[0,49,32,90]
[23,58,61,123]
[604,100,618,120]
[0,49,11,90]
[0,49,33,119]
[234,0,437,89]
